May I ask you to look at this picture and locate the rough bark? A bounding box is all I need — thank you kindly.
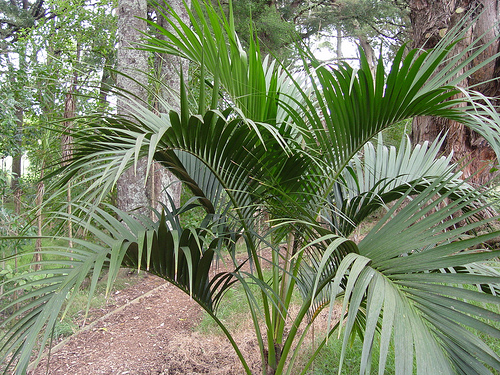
[410,0,500,186]
[116,0,191,217]
[62,65,77,247]
[148,0,191,213]
[116,0,150,216]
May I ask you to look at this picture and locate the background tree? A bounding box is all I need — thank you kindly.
[410,0,500,185]
[116,0,189,216]
[146,0,191,212]
[226,0,409,63]
[115,0,151,215]
[0,0,53,50]
[0,0,118,270]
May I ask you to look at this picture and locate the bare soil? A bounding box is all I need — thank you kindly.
[29,272,262,375]
[28,250,336,375]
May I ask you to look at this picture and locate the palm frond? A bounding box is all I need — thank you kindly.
[0,201,242,375]
[142,0,289,123]
[327,134,481,236]
[350,176,500,374]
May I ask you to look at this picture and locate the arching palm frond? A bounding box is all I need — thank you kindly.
[327,134,485,236]
[286,24,500,185]
[143,0,292,124]
[296,174,500,375]
[3,2,500,375]
[0,201,244,375]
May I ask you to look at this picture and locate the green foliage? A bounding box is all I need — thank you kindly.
[229,0,297,57]
[0,208,34,255]
[0,264,49,299]
[304,335,397,375]
[2,2,500,375]
[0,169,12,202]
[223,0,409,60]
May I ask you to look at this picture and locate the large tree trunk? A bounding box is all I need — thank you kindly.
[116,0,151,217]
[148,0,191,214]
[410,0,500,186]
[116,0,187,218]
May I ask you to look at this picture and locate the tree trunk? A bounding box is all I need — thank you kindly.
[11,107,23,216]
[33,167,44,271]
[409,0,500,185]
[62,84,76,247]
[99,57,115,110]
[116,0,187,217]
[357,35,376,74]
[336,25,343,60]
[148,0,190,213]
[116,0,151,216]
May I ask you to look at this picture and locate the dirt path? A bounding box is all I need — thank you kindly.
[28,249,324,375]
[29,274,257,375]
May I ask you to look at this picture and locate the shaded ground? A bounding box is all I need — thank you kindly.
[28,249,337,375]
[29,273,261,375]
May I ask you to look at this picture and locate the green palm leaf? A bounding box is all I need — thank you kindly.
[328,134,482,236]
[347,177,500,374]
[0,202,243,375]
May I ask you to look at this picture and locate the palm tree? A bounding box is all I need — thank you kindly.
[2,2,500,374]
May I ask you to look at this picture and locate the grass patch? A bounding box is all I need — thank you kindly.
[196,277,259,335]
[299,335,396,375]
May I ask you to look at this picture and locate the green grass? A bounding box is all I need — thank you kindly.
[195,265,500,375]
[196,274,265,334]
[379,119,411,149]
[299,335,396,375]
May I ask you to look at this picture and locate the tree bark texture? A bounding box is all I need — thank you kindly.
[410,0,500,186]
[116,0,151,216]
[116,0,185,217]
[148,0,191,212]
[62,66,77,247]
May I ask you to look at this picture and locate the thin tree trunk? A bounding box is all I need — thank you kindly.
[358,35,376,74]
[12,108,23,217]
[62,89,75,242]
[62,57,78,247]
[98,58,115,110]
[33,168,44,271]
[410,0,500,185]
[336,25,343,60]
